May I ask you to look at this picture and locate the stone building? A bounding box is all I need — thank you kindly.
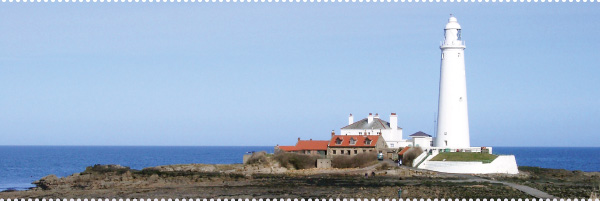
[326,133,387,158]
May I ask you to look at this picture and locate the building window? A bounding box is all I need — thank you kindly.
[306,150,311,154]
[359,132,362,135]
[390,143,394,148]
[363,150,366,153]
[349,138,356,145]
[341,150,344,154]
[354,150,358,154]
[336,138,342,145]
[367,132,370,135]
[347,150,351,155]
[377,132,381,135]
[365,139,372,145]
[333,150,336,154]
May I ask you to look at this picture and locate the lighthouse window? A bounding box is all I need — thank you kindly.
[457,29,462,40]
[458,53,461,57]
[444,132,447,135]
[441,53,444,59]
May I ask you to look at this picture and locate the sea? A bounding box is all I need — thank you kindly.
[0,146,599,192]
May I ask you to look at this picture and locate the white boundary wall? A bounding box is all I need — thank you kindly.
[420,155,519,174]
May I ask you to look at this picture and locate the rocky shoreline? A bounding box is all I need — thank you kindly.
[1,160,599,199]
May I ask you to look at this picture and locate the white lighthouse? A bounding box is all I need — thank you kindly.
[434,15,470,148]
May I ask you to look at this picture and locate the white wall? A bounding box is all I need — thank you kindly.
[412,137,433,148]
[435,17,470,148]
[340,128,404,148]
[420,155,519,174]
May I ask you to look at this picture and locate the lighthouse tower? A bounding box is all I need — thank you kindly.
[434,15,470,148]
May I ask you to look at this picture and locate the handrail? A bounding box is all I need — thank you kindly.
[415,152,432,168]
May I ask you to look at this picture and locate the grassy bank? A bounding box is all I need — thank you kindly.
[431,152,498,163]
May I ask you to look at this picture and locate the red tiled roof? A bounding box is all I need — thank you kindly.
[295,140,329,151]
[277,140,329,152]
[328,135,379,147]
[398,146,411,155]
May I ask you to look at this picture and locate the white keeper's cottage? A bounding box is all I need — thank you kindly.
[341,113,412,149]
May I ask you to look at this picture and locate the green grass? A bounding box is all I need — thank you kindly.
[430,152,498,163]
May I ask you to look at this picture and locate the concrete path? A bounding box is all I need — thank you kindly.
[496,180,555,199]
[402,166,555,198]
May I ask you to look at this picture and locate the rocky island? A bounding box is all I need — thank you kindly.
[1,152,599,199]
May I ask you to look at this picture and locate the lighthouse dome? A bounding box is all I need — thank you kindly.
[445,16,462,30]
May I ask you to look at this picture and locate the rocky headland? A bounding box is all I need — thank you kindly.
[1,153,599,199]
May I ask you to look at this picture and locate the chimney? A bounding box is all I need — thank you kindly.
[367,113,373,124]
[374,113,380,119]
[390,113,398,131]
[310,139,312,141]
[298,137,301,142]
[348,113,354,125]
[331,130,335,136]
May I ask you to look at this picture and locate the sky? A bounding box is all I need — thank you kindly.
[1,3,598,147]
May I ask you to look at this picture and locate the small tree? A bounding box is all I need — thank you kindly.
[402,147,423,167]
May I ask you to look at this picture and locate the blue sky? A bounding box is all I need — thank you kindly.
[1,3,598,146]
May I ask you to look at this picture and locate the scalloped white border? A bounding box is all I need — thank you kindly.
[1,199,600,201]
[0,0,597,2]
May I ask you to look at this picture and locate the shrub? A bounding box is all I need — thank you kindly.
[331,152,377,168]
[246,151,268,165]
[377,162,391,170]
[273,152,320,169]
[402,147,423,167]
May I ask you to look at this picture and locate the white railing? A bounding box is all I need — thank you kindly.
[440,40,466,47]
[426,147,492,154]
[412,152,429,167]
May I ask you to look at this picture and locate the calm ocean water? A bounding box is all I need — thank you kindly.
[0,146,599,191]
